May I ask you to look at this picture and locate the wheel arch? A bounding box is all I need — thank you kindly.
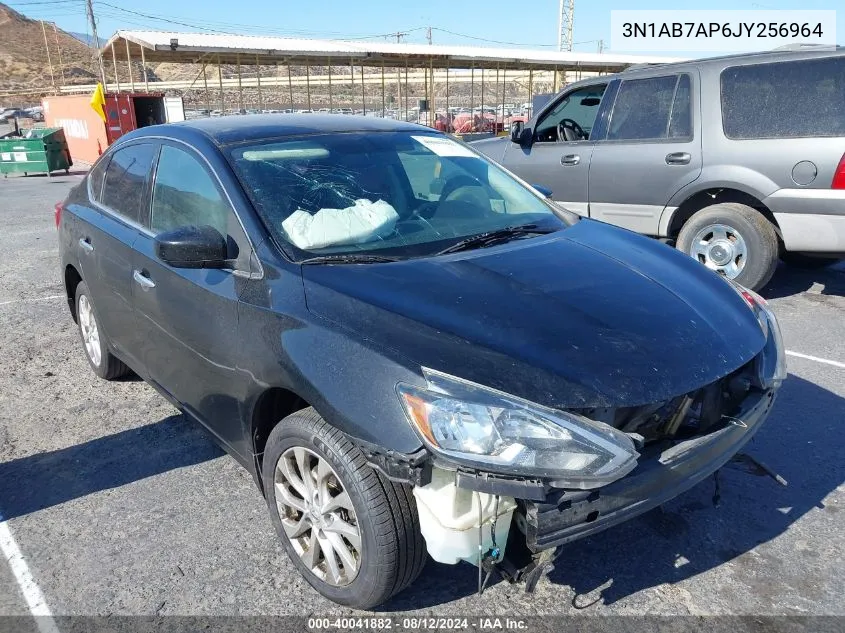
[664,187,782,242]
[250,386,311,483]
[64,264,83,322]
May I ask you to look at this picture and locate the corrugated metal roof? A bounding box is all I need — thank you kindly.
[105,30,684,70]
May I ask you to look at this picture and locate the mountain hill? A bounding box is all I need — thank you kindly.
[68,31,105,48]
[0,2,100,98]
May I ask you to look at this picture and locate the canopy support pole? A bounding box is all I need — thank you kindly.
[111,44,121,92]
[141,44,149,92]
[306,63,311,111]
[527,69,533,115]
[125,39,134,91]
[445,67,449,120]
[470,62,475,129]
[429,57,435,127]
[217,55,224,113]
[202,63,210,116]
[500,66,506,127]
[288,64,294,110]
[361,65,366,115]
[236,54,243,112]
[423,66,429,125]
[255,54,262,110]
[327,57,332,112]
[480,67,485,130]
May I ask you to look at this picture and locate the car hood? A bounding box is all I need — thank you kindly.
[302,220,766,409]
[469,136,508,161]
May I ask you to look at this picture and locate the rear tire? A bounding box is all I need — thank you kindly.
[74,281,130,380]
[262,408,426,609]
[676,202,779,291]
[780,252,842,269]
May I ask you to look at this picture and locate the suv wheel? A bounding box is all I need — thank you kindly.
[781,252,842,269]
[676,203,779,291]
[74,281,130,380]
[262,408,426,608]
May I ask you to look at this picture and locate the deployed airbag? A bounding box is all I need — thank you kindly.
[282,199,399,249]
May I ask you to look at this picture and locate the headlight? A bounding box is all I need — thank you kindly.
[397,368,639,489]
[728,281,787,389]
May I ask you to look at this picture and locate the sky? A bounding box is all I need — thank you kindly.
[8,0,843,54]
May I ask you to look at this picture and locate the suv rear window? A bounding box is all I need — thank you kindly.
[721,57,845,139]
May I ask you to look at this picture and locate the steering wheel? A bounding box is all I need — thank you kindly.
[435,175,491,218]
[558,118,586,142]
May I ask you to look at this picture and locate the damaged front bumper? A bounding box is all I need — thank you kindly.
[523,388,776,551]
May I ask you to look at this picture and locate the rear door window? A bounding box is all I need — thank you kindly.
[87,155,110,203]
[721,57,845,139]
[100,143,156,223]
[607,74,690,141]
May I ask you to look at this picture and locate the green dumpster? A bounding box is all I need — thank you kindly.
[0,127,73,177]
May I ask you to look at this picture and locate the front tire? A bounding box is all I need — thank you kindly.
[262,408,426,609]
[74,281,130,380]
[676,202,779,291]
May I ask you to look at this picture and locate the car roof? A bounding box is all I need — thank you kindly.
[144,113,429,146]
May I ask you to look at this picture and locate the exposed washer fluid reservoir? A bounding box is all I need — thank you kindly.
[412,467,516,565]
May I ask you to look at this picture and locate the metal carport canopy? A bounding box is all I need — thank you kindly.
[103,30,684,70]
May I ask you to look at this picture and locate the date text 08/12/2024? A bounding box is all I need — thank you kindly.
[307,617,528,630]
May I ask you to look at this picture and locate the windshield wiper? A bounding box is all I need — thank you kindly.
[299,253,403,265]
[435,224,554,256]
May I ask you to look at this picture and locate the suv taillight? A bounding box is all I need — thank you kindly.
[833,154,845,190]
[54,202,63,228]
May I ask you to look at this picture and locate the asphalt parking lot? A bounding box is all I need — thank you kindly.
[0,172,843,620]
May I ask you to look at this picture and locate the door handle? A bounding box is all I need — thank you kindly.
[560,154,581,166]
[665,152,691,165]
[79,238,94,253]
[133,269,156,290]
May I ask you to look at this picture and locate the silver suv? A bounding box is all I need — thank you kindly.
[473,47,845,290]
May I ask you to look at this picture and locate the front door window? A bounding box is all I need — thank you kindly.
[534,84,607,143]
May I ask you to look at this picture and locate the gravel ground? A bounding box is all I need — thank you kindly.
[0,173,843,622]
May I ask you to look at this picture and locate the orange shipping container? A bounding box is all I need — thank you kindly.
[42,94,109,165]
[43,92,172,165]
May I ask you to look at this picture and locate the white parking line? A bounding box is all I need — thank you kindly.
[0,515,60,633]
[786,350,845,370]
[0,295,64,308]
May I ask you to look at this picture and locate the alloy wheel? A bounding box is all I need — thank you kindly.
[274,446,362,586]
[78,294,102,367]
[689,223,748,279]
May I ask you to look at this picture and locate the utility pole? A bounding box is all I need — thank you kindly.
[426,27,432,45]
[557,0,575,51]
[85,0,107,86]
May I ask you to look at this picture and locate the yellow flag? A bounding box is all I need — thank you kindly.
[89,82,106,122]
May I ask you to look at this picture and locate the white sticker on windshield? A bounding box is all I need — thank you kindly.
[412,135,476,158]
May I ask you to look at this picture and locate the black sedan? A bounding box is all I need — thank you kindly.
[56,115,785,608]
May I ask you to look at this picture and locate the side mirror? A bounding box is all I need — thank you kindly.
[510,121,524,144]
[532,184,553,198]
[155,225,228,269]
